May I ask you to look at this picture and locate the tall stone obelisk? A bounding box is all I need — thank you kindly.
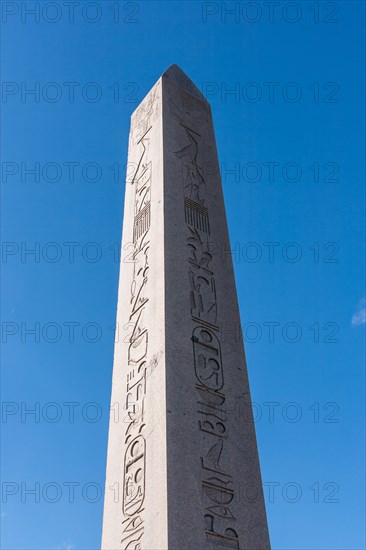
[102,65,270,550]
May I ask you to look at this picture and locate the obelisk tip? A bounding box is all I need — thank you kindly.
[162,64,208,104]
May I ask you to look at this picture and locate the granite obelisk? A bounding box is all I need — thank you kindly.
[102,65,270,550]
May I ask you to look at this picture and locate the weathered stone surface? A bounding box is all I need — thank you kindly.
[102,65,270,550]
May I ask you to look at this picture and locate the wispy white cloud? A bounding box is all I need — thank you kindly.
[352,297,366,326]
[56,543,74,550]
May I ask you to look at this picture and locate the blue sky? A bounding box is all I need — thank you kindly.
[1,1,365,549]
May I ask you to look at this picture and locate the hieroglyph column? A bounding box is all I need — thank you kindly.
[102,65,270,550]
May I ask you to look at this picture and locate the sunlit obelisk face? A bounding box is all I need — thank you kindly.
[101,65,270,550]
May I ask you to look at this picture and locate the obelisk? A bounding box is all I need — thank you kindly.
[102,65,270,550]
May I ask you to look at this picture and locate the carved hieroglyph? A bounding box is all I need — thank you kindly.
[102,65,270,550]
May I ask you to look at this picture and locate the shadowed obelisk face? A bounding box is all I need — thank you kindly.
[101,65,270,550]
